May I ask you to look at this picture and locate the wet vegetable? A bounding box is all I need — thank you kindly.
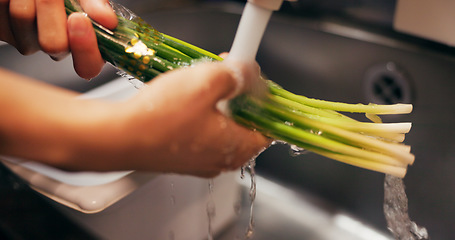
[65,0,414,178]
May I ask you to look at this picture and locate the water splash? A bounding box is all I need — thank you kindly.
[289,144,308,157]
[241,158,257,239]
[271,140,308,157]
[383,175,429,240]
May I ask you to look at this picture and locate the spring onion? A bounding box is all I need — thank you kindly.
[65,0,414,178]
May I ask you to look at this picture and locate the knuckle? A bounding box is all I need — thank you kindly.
[39,36,68,55]
[36,0,58,5]
[10,2,36,20]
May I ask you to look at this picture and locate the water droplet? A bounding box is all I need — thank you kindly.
[410,222,429,240]
[245,228,254,239]
[127,78,145,89]
[289,144,308,157]
[208,179,214,194]
[271,140,286,146]
[284,121,294,126]
[170,181,176,206]
[233,201,242,216]
[309,129,323,135]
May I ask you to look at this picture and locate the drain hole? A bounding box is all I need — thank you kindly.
[364,63,413,105]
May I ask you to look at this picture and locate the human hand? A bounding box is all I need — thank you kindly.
[0,0,117,79]
[98,61,270,178]
[0,56,269,178]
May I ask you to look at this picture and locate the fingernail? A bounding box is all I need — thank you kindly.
[68,13,89,37]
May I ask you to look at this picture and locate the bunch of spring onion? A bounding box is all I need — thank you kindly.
[65,0,414,178]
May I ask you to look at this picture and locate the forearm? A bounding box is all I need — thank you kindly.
[0,68,117,170]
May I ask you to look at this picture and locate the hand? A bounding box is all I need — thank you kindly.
[0,0,117,79]
[0,59,269,178]
[90,61,270,178]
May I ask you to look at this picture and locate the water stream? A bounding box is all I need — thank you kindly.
[241,158,257,239]
[207,179,216,240]
[383,175,429,240]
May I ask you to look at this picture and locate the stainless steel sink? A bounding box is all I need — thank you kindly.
[0,42,118,93]
[141,3,455,239]
[218,175,392,240]
[2,1,455,239]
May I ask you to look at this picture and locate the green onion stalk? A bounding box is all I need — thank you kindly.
[65,0,414,178]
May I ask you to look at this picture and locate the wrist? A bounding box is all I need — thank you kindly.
[54,99,125,171]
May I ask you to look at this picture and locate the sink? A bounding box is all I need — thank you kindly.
[0,41,118,93]
[2,1,455,239]
[218,175,392,240]
[139,3,455,239]
[0,77,241,239]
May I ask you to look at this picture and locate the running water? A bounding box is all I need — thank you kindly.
[241,158,257,239]
[206,179,216,240]
[383,175,429,240]
[169,181,176,240]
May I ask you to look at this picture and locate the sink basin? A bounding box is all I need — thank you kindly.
[0,41,118,93]
[2,1,455,239]
[0,77,241,239]
[140,3,455,239]
[219,175,392,240]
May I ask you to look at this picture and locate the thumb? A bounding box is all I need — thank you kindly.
[191,60,262,105]
[142,61,262,112]
[79,0,118,29]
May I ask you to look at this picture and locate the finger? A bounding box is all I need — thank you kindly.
[0,0,15,46]
[195,62,242,105]
[68,13,105,80]
[146,62,239,111]
[214,113,270,170]
[9,0,40,55]
[35,0,68,55]
[79,0,117,29]
[234,127,271,167]
[217,52,264,97]
[222,58,264,98]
